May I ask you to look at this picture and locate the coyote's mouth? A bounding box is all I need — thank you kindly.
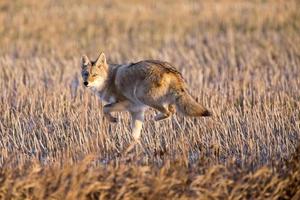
[82,78,106,91]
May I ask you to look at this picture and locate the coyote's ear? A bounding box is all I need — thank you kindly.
[81,55,90,68]
[95,52,107,67]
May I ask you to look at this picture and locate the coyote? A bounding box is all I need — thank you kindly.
[81,52,211,140]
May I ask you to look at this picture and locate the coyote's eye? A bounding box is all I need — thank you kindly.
[92,74,98,77]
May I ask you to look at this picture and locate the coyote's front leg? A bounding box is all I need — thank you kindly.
[103,101,130,123]
[130,110,145,140]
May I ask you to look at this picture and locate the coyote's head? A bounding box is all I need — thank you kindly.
[81,52,108,90]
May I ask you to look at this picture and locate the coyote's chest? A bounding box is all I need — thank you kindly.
[97,90,116,104]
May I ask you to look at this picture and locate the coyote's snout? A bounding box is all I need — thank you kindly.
[81,52,211,140]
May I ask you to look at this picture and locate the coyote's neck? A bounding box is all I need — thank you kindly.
[96,64,119,103]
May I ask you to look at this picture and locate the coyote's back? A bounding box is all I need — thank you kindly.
[114,59,211,117]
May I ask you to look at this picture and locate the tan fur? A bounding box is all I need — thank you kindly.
[81,52,211,140]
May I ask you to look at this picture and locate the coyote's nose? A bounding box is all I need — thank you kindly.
[83,81,88,86]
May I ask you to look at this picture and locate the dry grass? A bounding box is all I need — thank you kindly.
[0,0,300,199]
[1,151,300,199]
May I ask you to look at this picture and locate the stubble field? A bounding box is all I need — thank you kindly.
[0,0,300,199]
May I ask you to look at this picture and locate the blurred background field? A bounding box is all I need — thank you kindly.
[0,0,299,199]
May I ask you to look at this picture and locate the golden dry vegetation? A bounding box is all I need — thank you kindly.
[0,0,300,199]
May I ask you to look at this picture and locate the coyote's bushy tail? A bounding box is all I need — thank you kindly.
[175,90,211,117]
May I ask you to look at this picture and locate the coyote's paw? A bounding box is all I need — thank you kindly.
[109,117,118,123]
[154,113,170,121]
[154,105,175,121]
[104,114,118,123]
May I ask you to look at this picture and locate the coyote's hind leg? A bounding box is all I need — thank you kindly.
[151,104,175,121]
[168,104,176,115]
